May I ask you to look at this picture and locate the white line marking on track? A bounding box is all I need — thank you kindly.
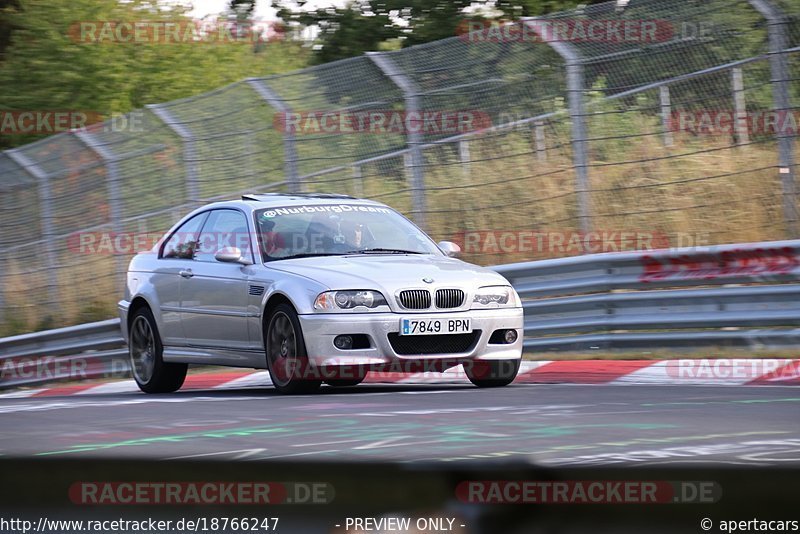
[249,449,341,460]
[0,396,268,414]
[167,448,269,460]
[292,439,362,448]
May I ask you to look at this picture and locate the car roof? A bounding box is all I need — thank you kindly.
[199,193,389,212]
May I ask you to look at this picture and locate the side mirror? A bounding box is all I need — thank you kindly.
[437,241,461,258]
[215,247,253,266]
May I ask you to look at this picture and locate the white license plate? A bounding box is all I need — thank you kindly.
[399,317,472,336]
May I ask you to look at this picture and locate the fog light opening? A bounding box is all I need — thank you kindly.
[334,335,353,350]
[504,329,518,344]
[489,329,518,345]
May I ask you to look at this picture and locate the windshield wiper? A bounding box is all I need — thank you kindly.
[347,248,424,255]
[272,253,344,261]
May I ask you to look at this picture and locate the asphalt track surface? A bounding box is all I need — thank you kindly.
[1,382,799,465]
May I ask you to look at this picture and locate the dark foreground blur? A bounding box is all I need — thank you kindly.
[0,459,797,533]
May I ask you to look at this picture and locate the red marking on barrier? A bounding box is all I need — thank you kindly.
[640,247,799,282]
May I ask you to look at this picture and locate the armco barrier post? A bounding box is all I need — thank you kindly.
[73,129,126,291]
[366,52,428,231]
[246,78,300,194]
[746,0,798,238]
[524,18,591,237]
[146,104,201,206]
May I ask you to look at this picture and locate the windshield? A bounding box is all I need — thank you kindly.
[254,203,441,261]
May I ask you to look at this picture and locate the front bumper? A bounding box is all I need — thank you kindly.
[118,300,131,341]
[298,308,523,368]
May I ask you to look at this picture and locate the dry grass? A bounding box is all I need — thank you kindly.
[0,125,791,336]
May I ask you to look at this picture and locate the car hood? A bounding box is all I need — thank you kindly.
[268,254,510,295]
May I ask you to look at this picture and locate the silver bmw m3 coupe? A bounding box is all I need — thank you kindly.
[118,193,523,394]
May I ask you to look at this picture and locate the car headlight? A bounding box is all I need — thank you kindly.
[471,286,519,309]
[314,290,388,311]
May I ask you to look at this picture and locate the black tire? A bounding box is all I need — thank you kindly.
[129,307,187,393]
[325,376,366,387]
[265,303,322,394]
[464,359,520,388]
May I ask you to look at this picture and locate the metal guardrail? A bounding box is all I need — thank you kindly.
[2,239,800,389]
[0,319,126,389]
[496,239,800,352]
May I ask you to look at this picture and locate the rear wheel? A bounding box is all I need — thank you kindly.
[129,307,187,393]
[265,303,321,394]
[464,359,520,388]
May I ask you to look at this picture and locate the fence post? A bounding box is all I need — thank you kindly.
[525,19,591,236]
[6,149,59,294]
[74,130,127,291]
[731,68,750,146]
[246,78,300,193]
[146,104,201,206]
[659,86,674,147]
[746,0,798,237]
[458,140,471,183]
[534,121,548,161]
[367,52,428,231]
[0,152,24,327]
[352,165,363,197]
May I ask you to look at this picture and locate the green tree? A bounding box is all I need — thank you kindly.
[275,0,600,64]
[0,0,308,148]
[230,0,256,18]
[0,0,20,59]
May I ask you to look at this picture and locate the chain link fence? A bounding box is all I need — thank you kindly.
[2,0,800,335]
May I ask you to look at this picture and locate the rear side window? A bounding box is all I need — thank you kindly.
[161,212,208,260]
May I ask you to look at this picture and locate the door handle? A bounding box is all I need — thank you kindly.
[179,269,194,278]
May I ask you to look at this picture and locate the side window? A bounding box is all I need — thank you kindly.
[196,209,251,263]
[161,213,208,260]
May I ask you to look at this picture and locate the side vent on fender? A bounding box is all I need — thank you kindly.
[249,285,266,297]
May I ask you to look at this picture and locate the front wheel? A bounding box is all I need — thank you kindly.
[265,303,322,394]
[129,307,187,393]
[464,359,520,388]
[325,376,366,387]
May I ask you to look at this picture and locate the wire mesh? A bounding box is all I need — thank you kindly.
[1,0,799,334]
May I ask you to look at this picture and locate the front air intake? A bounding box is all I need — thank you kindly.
[398,290,431,310]
[435,289,465,309]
